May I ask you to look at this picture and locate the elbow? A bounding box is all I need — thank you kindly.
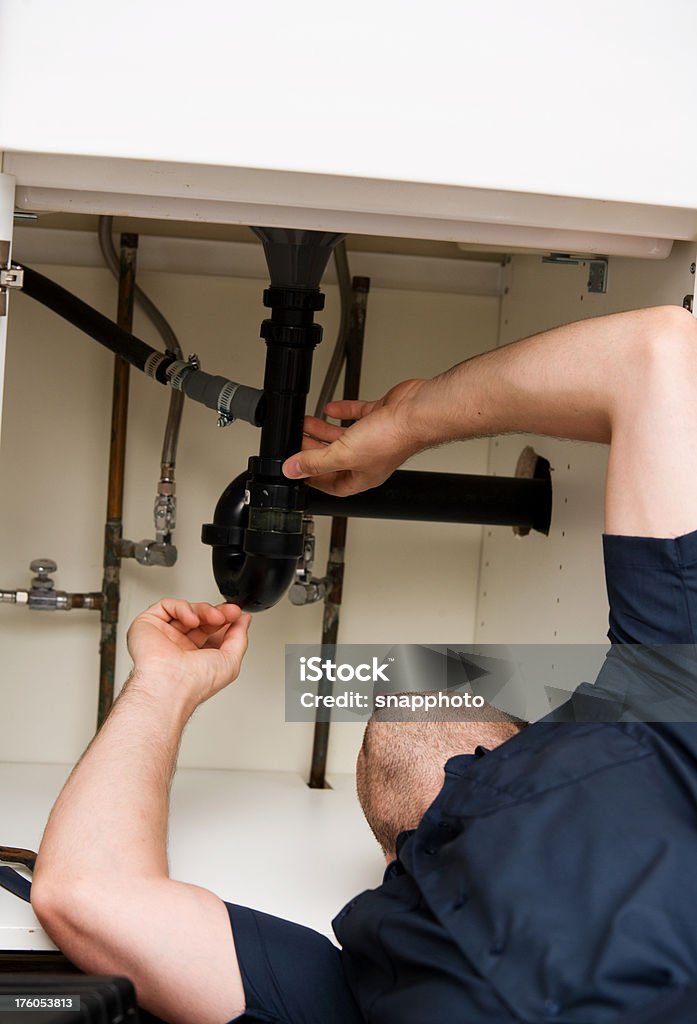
[31,875,105,967]
[32,873,145,982]
[31,874,61,931]
[31,875,80,946]
[639,304,697,356]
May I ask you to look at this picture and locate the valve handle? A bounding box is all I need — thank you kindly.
[30,558,57,576]
[29,558,57,590]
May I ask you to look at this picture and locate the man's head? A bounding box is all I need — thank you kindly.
[356,702,526,862]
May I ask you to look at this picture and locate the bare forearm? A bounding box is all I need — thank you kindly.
[30,601,250,1024]
[408,308,670,449]
[289,307,687,495]
[35,675,191,888]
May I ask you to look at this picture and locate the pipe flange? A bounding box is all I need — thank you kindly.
[248,456,285,476]
[513,445,552,536]
[248,479,306,510]
[260,320,323,347]
[245,525,304,559]
[263,287,325,312]
[201,522,245,548]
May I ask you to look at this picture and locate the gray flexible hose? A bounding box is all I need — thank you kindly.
[97,216,184,469]
[293,240,353,605]
[314,240,352,419]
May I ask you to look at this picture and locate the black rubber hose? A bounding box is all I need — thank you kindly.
[20,263,157,371]
[17,263,265,426]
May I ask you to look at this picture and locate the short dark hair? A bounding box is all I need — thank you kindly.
[356,701,527,859]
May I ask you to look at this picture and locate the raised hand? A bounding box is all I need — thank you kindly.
[282,378,431,496]
[126,598,251,711]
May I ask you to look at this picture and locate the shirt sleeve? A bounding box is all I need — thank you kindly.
[225,903,363,1024]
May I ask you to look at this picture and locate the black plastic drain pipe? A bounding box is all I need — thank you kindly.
[204,228,553,612]
[207,460,552,610]
[307,468,552,533]
[202,228,346,612]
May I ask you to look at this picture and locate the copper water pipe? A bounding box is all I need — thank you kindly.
[97,234,138,729]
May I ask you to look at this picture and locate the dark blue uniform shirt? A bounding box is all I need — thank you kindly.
[334,720,697,1022]
[227,530,697,1023]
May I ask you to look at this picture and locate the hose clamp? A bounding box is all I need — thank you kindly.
[217,379,240,428]
[0,241,23,317]
[144,351,167,379]
[167,353,200,391]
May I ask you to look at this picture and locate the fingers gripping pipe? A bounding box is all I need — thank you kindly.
[202,229,345,612]
[201,229,554,613]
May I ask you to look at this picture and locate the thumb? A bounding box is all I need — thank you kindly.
[283,441,350,480]
[218,613,252,675]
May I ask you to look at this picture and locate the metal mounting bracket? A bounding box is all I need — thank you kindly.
[542,253,609,294]
[0,240,24,317]
[587,258,608,294]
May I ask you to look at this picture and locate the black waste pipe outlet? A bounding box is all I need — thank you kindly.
[202,228,345,612]
[205,461,551,613]
[307,467,552,534]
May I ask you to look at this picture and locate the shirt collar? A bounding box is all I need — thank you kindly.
[385,749,489,878]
